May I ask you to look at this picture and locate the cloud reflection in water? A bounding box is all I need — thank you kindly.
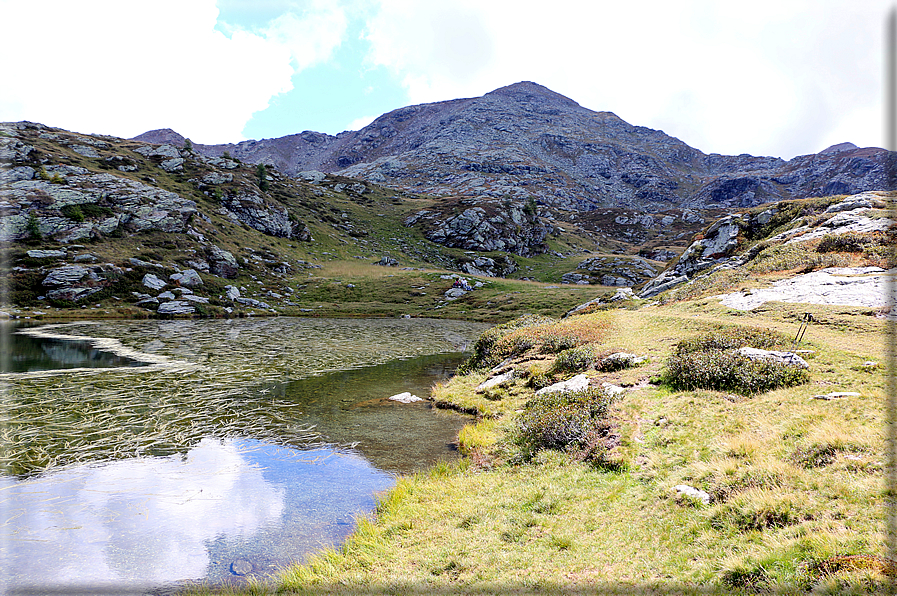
[1,437,393,591]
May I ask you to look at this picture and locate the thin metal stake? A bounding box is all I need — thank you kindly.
[788,313,812,364]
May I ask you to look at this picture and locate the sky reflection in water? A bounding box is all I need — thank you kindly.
[1,438,393,592]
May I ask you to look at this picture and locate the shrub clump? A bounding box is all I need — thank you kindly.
[458,314,554,373]
[515,387,616,461]
[664,327,809,395]
[816,231,884,253]
[674,326,790,355]
[551,346,596,374]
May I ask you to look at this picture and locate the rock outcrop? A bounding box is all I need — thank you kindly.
[639,191,894,300]
[405,199,548,257]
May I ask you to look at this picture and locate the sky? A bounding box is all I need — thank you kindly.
[0,0,893,159]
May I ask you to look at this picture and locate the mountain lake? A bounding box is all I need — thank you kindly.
[0,317,486,594]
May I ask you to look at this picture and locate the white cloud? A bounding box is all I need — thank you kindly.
[348,114,378,130]
[0,0,348,143]
[362,0,892,158]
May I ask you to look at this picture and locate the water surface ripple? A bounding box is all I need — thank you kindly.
[0,317,486,593]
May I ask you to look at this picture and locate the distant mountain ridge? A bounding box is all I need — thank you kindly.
[134,81,890,212]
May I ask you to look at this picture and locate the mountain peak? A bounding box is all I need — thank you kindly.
[486,81,582,109]
[132,128,186,146]
[819,141,858,155]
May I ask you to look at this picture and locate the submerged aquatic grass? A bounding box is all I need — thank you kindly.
[2,318,486,476]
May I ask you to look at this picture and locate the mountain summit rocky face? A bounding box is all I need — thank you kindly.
[136,81,890,213]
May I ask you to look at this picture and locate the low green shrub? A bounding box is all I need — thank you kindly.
[551,346,595,374]
[665,327,808,395]
[515,387,616,460]
[710,494,802,532]
[458,314,555,373]
[539,332,579,354]
[79,203,113,218]
[25,213,42,240]
[665,351,809,395]
[60,204,85,222]
[675,326,790,355]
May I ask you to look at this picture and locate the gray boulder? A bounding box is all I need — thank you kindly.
[375,255,398,267]
[157,300,195,315]
[219,192,310,239]
[170,269,203,288]
[600,352,646,368]
[9,166,35,182]
[134,144,181,159]
[476,370,514,391]
[225,285,241,301]
[536,374,590,396]
[46,286,103,302]
[142,273,166,291]
[736,347,809,369]
[412,203,549,257]
[461,255,517,278]
[202,172,233,185]
[207,245,239,278]
[160,158,185,172]
[27,249,67,259]
[43,265,89,286]
[235,297,273,309]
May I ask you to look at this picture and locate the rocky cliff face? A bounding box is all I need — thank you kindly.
[138,81,892,214]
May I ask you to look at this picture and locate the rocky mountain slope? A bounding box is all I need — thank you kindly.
[5,120,693,319]
[136,81,891,213]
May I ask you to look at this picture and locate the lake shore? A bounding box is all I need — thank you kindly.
[182,298,888,595]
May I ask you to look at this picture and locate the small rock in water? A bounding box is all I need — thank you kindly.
[230,558,253,576]
[388,392,423,403]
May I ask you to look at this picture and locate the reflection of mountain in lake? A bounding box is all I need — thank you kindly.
[1,328,147,372]
[277,353,470,475]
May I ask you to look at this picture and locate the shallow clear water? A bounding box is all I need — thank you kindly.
[0,318,485,594]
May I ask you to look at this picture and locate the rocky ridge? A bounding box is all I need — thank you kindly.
[137,82,892,214]
[637,190,894,304]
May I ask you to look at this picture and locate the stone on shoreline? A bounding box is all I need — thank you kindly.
[476,370,514,392]
[536,374,589,396]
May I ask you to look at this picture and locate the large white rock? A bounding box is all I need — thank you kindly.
[43,265,88,286]
[157,300,195,315]
[170,269,203,288]
[737,347,809,369]
[142,273,166,291]
[717,267,894,310]
[536,374,589,396]
[674,484,710,505]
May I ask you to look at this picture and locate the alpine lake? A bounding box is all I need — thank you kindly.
[0,317,487,594]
